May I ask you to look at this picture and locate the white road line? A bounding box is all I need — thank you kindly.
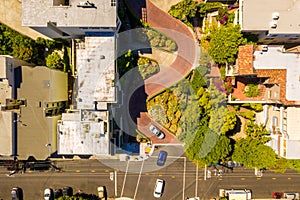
[195,164,198,197]
[133,159,145,200]
[183,157,186,200]
[120,160,130,197]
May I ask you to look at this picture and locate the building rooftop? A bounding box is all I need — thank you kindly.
[240,0,300,34]
[253,45,300,102]
[75,36,116,109]
[57,110,110,155]
[22,0,116,28]
[236,45,255,75]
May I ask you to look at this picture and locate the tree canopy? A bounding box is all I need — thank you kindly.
[208,24,246,64]
[232,137,276,169]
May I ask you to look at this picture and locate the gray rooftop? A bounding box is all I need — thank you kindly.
[22,0,116,27]
[76,36,116,109]
[253,46,300,101]
[57,110,110,155]
[240,0,300,34]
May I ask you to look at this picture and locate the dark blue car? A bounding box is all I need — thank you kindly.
[157,151,168,166]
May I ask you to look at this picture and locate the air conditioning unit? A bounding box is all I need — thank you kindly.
[272,12,279,20]
[262,45,268,52]
[269,21,277,29]
[78,1,89,6]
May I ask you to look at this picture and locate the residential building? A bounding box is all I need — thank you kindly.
[22,0,121,39]
[226,44,300,159]
[238,0,300,44]
[22,0,120,156]
[0,55,68,160]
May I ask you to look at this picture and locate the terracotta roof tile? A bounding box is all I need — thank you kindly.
[237,45,255,75]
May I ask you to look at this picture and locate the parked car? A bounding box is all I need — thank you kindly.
[62,186,73,196]
[149,125,165,139]
[153,179,164,198]
[157,150,168,166]
[44,188,54,200]
[272,192,284,199]
[11,187,23,200]
[284,192,300,199]
[54,189,63,199]
[97,186,107,200]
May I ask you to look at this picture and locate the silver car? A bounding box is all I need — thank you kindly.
[149,125,165,139]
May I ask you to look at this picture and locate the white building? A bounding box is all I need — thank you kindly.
[238,0,300,44]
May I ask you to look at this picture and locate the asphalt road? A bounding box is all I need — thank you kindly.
[1,155,300,200]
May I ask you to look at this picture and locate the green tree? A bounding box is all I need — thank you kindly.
[117,49,136,76]
[232,138,276,169]
[46,51,64,69]
[208,24,246,64]
[245,121,270,143]
[221,110,237,134]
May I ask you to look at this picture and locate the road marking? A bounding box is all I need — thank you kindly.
[195,164,198,197]
[198,178,202,180]
[91,170,96,173]
[120,160,129,197]
[158,174,162,177]
[218,178,223,181]
[183,157,186,200]
[75,170,80,173]
[105,169,110,173]
[257,178,261,180]
[272,177,276,180]
[133,160,145,200]
[288,177,292,180]
[241,178,245,180]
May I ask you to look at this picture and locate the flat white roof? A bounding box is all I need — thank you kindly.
[22,0,116,27]
[76,36,116,109]
[241,0,300,34]
[253,46,300,101]
[58,110,110,155]
[286,107,300,140]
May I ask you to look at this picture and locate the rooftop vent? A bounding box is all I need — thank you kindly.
[272,12,279,20]
[77,1,95,7]
[270,21,277,29]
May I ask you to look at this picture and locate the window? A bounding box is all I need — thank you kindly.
[111,0,116,6]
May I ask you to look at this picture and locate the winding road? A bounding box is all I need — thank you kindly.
[125,0,198,144]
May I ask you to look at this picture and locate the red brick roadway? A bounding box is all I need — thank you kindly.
[125,0,197,144]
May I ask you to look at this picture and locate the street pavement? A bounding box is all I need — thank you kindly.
[1,152,300,200]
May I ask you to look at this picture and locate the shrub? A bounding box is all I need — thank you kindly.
[237,110,255,120]
[138,57,160,79]
[244,84,260,97]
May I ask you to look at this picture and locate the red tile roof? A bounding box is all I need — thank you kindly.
[237,45,255,75]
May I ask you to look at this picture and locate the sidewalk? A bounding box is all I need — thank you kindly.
[0,0,49,40]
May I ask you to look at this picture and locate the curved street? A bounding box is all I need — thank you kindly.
[125,0,198,144]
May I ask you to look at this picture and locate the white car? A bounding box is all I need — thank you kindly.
[97,186,107,199]
[153,179,164,198]
[44,188,53,200]
[149,125,165,139]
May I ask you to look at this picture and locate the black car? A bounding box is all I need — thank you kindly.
[54,189,63,198]
[62,187,73,196]
[11,187,23,200]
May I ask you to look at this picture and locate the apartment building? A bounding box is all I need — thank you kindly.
[0,55,68,160]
